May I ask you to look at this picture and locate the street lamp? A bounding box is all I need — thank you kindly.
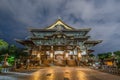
[111,52,116,67]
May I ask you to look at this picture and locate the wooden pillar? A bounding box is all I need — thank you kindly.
[85,46,88,66]
[73,47,75,60]
[39,46,42,65]
[50,46,54,64]
[64,50,69,66]
[77,46,82,66]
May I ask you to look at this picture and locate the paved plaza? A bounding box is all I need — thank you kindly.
[0,67,120,80]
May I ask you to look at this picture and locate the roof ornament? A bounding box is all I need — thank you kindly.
[111,52,115,57]
[57,16,61,20]
[56,24,63,32]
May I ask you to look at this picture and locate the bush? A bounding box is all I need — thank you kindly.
[0,66,2,73]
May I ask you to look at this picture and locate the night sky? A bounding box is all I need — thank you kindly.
[0,0,120,54]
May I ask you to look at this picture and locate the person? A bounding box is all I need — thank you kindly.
[0,62,2,72]
[1,54,9,72]
[26,59,30,69]
[1,61,9,72]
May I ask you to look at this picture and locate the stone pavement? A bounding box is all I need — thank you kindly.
[0,66,120,80]
[0,75,17,80]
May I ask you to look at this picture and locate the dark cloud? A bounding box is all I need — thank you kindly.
[0,0,120,54]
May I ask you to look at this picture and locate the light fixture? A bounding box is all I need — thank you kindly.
[65,51,69,59]
[50,53,53,58]
[78,52,82,58]
[37,54,40,58]
[50,51,53,58]
[65,53,68,58]
[32,50,37,55]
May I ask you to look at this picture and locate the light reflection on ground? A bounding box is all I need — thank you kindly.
[1,67,120,80]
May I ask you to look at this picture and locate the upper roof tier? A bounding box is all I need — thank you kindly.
[29,19,91,32]
[45,19,74,30]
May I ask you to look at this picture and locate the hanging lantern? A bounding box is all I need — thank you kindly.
[37,53,40,58]
[32,50,36,55]
[50,53,53,58]
[50,51,53,58]
[64,51,69,59]
[77,51,82,60]
[65,53,68,58]
[78,52,82,58]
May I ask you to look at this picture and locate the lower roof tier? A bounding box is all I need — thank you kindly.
[15,39,102,49]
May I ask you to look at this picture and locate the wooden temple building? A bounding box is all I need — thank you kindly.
[16,19,102,66]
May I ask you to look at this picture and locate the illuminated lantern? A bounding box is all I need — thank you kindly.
[37,53,40,58]
[32,50,37,55]
[50,53,53,58]
[50,51,54,59]
[77,51,82,60]
[64,51,69,59]
[78,52,82,58]
[65,53,68,58]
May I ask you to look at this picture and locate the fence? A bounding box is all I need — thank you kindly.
[101,65,120,75]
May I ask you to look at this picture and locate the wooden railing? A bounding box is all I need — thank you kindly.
[101,65,120,75]
[67,60,77,66]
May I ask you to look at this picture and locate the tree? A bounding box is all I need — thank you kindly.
[0,39,8,50]
[98,53,106,59]
[114,51,120,68]
[0,39,9,61]
[89,54,95,57]
[8,45,17,56]
[114,51,120,56]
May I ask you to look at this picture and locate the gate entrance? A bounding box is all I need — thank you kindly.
[54,54,65,66]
